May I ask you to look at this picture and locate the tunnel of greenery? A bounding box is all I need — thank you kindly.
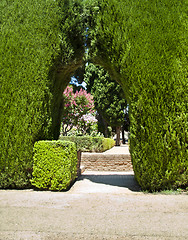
[0,0,187,191]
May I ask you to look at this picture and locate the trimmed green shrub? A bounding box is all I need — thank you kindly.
[31,140,77,191]
[59,136,115,152]
[102,138,116,152]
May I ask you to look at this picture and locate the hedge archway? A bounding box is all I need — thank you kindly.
[0,0,187,191]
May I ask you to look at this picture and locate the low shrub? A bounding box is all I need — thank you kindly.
[59,136,115,152]
[102,138,116,152]
[31,140,77,191]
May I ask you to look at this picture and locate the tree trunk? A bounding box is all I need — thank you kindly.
[104,120,108,138]
[122,126,126,144]
[116,126,121,146]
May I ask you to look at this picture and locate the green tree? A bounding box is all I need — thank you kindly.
[84,63,127,145]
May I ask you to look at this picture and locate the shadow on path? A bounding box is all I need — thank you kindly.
[77,173,141,192]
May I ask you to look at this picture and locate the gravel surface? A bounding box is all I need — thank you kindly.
[0,171,188,240]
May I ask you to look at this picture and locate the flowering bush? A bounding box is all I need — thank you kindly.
[61,86,97,136]
[78,113,98,135]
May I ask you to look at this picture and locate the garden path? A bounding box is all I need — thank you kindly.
[0,169,188,240]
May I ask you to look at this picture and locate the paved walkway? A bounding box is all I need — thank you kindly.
[74,171,140,193]
[0,171,188,240]
[104,144,130,154]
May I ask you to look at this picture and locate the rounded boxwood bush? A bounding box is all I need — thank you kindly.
[31,140,78,191]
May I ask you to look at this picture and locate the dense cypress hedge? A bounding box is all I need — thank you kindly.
[0,0,86,188]
[92,0,188,191]
[1,0,187,191]
[31,140,77,191]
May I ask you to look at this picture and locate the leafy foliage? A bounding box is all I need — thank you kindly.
[31,140,77,191]
[84,63,127,127]
[59,136,115,152]
[84,63,127,144]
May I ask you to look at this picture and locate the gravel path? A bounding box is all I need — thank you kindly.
[0,171,188,240]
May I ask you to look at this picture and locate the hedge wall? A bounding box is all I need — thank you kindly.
[59,136,115,152]
[1,0,187,191]
[31,140,77,191]
[0,0,86,188]
[92,0,188,191]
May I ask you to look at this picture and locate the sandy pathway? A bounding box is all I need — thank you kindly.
[0,171,188,240]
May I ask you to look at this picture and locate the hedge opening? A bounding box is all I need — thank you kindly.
[1,0,187,191]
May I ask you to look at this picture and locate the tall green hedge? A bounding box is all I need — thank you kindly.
[92,0,188,191]
[1,0,187,191]
[0,0,86,188]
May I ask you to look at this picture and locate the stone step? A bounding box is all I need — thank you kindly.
[80,165,85,173]
[81,153,132,171]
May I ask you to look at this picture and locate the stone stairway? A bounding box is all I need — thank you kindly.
[81,145,133,171]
